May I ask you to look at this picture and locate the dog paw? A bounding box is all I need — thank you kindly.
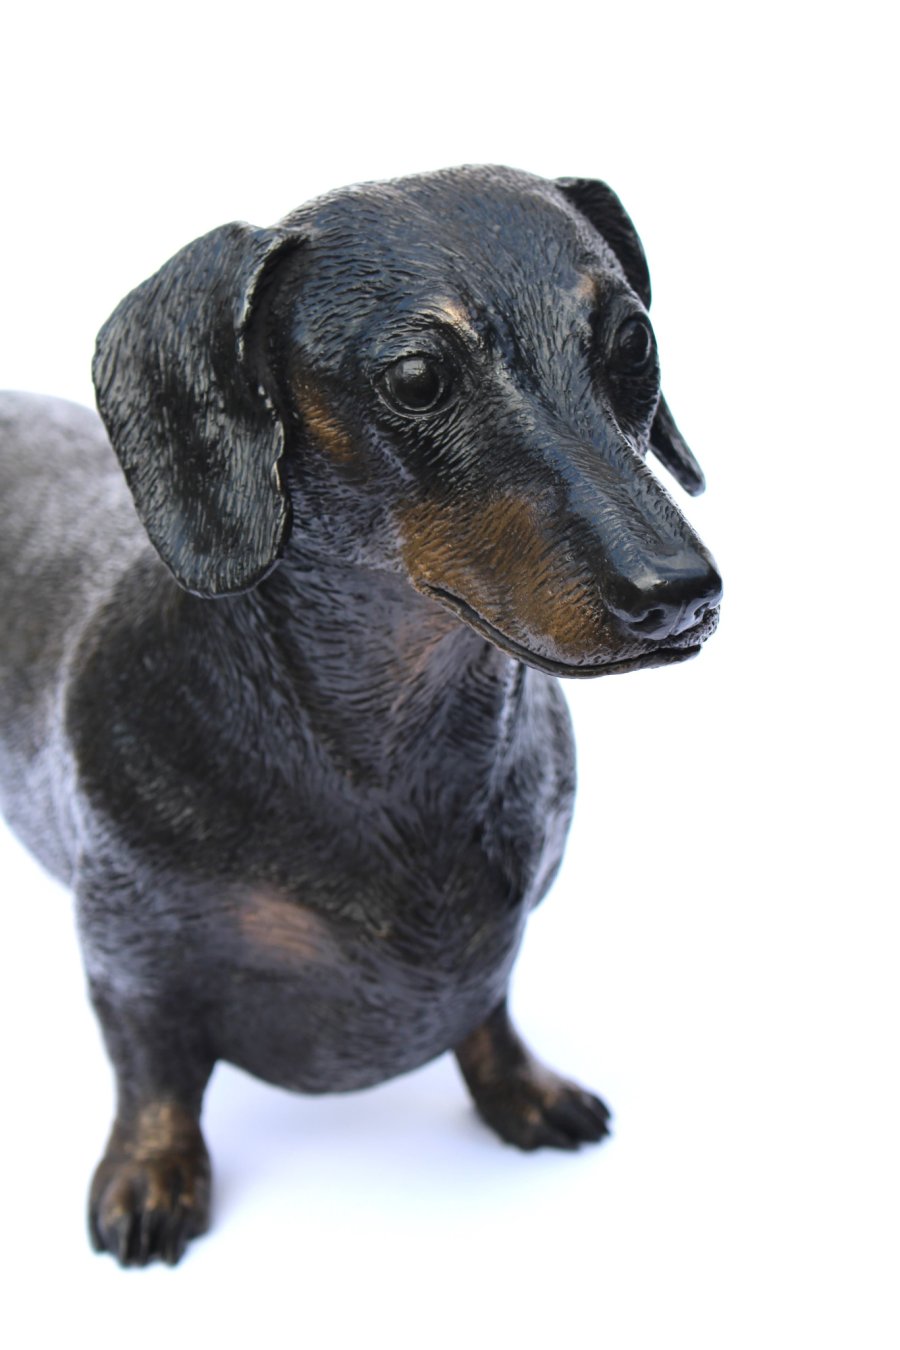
[472,1068,611,1151]
[88,1145,211,1266]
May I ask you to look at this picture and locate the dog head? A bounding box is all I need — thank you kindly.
[94,165,721,677]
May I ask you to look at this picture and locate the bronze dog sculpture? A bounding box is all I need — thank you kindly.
[0,166,721,1265]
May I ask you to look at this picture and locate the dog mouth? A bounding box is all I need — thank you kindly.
[422,586,716,679]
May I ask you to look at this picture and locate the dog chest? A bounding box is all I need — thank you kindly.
[206,835,532,1092]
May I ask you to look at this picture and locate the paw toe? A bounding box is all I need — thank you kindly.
[544,1087,611,1143]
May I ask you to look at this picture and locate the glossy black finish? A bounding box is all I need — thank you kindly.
[0,166,720,1265]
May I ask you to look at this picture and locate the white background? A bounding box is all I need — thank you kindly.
[0,3,896,1346]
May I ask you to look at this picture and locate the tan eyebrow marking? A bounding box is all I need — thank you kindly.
[430,299,481,344]
[573,273,599,303]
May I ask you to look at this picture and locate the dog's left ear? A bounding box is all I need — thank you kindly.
[93,222,304,596]
[555,177,705,495]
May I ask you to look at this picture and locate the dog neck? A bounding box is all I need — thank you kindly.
[206,540,523,789]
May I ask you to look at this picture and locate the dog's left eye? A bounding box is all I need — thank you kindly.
[380,356,452,414]
[611,316,655,375]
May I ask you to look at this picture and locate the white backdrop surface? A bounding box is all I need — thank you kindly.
[0,3,896,1347]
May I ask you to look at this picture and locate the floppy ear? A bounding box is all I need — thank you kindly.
[555,177,706,495]
[93,222,302,596]
[649,393,705,497]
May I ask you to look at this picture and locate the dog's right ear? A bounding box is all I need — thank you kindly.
[555,177,651,307]
[93,222,303,597]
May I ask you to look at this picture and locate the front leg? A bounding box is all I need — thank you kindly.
[455,1000,611,1150]
[87,982,215,1266]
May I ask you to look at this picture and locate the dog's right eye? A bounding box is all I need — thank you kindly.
[610,315,656,376]
[380,356,452,415]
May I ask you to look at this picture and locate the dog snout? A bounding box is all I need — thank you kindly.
[606,552,723,642]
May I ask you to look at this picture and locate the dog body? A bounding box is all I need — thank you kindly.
[0,167,720,1263]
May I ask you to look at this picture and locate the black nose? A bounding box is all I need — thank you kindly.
[607,553,723,642]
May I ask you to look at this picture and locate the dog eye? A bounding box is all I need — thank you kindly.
[381,356,452,414]
[611,316,655,375]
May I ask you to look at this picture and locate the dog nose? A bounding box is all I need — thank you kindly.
[607,553,722,642]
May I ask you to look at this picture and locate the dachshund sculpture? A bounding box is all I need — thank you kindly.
[0,166,721,1265]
